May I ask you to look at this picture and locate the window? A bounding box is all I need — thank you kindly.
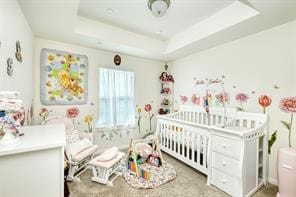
[98,68,135,127]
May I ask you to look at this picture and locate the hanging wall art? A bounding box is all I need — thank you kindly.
[40,48,88,105]
[15,40,23,63]
[7,58,13,77]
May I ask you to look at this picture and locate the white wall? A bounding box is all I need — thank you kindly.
[170,20,296,183]
[34,38,163,149]
[0,0,34,120]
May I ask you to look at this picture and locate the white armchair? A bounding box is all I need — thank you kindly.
[42,116,98,181]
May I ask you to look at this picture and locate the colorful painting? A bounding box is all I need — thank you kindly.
[40,48,88,105]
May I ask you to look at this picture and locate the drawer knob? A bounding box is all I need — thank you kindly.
[222,162,227,166]
[222,179,227,184]
[222,144,227,148]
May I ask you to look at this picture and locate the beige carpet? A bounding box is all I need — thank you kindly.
[68,152,277,197]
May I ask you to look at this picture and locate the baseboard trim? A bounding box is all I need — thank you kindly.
[268,177,278,186]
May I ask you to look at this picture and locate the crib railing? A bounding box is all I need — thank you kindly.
[156,106,267,176]
[157,116,211,175]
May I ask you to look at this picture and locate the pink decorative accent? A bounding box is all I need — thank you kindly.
[12,111,25,126]
[216,91,229,104]
[191,94,200,105]
[180,95,188,104]
[280,97,296,113]
[235,93,249,103]
[144,104,152,112]
[66,107,80,118]
[258,95,272,113]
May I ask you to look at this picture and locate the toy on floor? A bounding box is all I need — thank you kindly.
[89,147,126,186]
[126,136,163,180]
[127,160,151,180]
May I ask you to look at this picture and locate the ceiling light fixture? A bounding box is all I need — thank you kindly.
[155,30,162,35]
[106,8,114,13]
[148,0,170,17]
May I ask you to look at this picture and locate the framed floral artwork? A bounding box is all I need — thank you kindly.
[40,48,88,105]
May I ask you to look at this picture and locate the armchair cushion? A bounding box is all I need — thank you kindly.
[68,138,93,156]
[72,144,98,162]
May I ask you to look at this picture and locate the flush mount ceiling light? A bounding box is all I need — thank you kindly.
[148,0,170,17]
[106,8,114,13]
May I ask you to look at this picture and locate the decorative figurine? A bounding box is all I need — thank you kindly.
[15,40,23,63]
[7,58,13,76]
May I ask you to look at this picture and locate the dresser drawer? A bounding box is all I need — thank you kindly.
[212,135,241,159]
[212,152,240,176]
[212,168,239,196]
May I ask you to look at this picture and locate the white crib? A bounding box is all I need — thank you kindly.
[156,105,268,197]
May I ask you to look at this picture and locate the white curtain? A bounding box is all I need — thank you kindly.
[98,68,135,128]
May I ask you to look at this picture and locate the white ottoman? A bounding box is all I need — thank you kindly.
[89,151,126,186]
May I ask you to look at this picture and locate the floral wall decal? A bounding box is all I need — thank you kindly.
[216,91,230,105]
[180,95,188,104]
[191,94,200,105]
[136,105,142,133]
[259,95,272,114]
[84,114,93,133]
[268,131,278,154]
[66,107,80,126]
[257,94,277,154]
[144,103,154,132]
[39,108,52,121]
[279,97,296,148]
[235,93,249,111]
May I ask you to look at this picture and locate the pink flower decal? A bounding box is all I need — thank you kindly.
[235,93,249,103]
[216,91,230,104]
[180,95,188,104]
[191,94,200,105]
[279,97,296,148]
[279,97,296,113]
[235,93,249,111]
[144,104,152,112]
[66,107,80,119]
[144,103,154,131]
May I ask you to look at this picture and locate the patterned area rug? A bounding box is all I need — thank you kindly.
[122,160,177,189]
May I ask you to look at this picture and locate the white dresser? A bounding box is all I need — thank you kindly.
[209,125,267,197]
[0,124,65,197]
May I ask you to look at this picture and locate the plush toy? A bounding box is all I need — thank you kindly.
[147,154,162,167]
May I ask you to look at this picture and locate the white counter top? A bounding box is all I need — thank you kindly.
[0,124,65,156]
